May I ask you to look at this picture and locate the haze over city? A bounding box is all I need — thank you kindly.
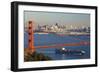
[24,11,90,29]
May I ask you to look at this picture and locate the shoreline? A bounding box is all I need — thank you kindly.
[34,32,90,36]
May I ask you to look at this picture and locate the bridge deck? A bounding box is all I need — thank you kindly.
[34,41,89,49]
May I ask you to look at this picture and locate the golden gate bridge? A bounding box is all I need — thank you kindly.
[27,21,89,53]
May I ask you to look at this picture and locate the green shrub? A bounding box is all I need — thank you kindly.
[24,52,52,62]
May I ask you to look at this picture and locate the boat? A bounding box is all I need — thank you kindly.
[55,47,86,55]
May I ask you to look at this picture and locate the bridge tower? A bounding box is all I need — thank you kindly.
[28,21,35,53]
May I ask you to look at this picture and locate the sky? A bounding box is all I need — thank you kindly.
[24,11,90,29]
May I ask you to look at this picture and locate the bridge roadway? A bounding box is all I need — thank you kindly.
[34,41,90,49]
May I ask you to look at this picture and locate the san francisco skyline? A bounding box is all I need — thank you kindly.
[24,11,90,29]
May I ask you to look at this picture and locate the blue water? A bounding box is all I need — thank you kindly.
[24,32,90,60]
